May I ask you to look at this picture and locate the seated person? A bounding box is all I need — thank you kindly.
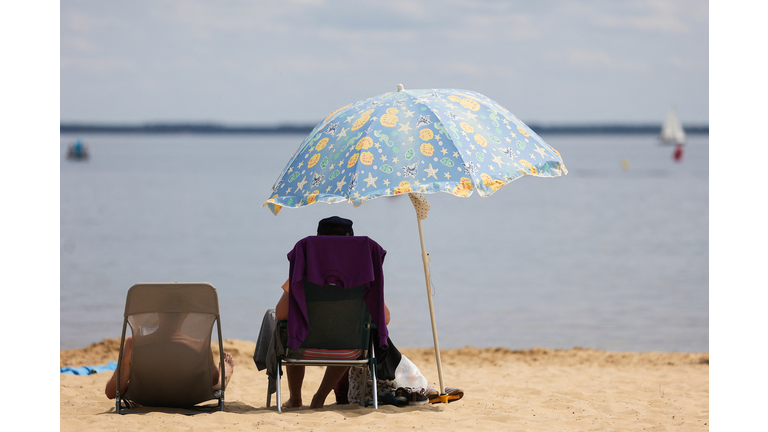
[277,216,390,409]
[105,311,235,400]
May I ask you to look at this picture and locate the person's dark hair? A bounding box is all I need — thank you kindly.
[317,216,354,236]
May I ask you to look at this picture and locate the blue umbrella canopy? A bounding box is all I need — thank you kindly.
[264,85,567,214]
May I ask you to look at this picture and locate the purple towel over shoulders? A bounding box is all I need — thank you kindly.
[286,236,388,349]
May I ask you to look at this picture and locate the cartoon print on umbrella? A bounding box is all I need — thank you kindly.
[265,87,566,214]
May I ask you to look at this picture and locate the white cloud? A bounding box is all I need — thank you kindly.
[666,54,707,70]
[550,48,648,71]
[60,57,137,73]
[566,0,706,34]
[316,27,419,44]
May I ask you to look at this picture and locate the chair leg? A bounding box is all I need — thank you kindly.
[360,366,367,408]
[275,360,283,413]
[370,361,378,409]
[266,388,271,408]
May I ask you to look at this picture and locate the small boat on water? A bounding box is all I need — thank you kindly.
[660,107,685,162]
[67,139,89,160]
[660,107,686,146]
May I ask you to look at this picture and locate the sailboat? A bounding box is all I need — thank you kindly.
[660,107,685,162]
[660,107,686,146]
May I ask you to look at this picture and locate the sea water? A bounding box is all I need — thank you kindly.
[60,133,708,352]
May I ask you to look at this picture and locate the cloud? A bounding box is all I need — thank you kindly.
[316,27,420,44]
[567,0,706,34]
[60,57,137,73]
[666,54,708,70]
[550,48,648,71]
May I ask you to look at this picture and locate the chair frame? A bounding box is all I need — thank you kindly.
[115,282,226,414]
[267,285,380,412]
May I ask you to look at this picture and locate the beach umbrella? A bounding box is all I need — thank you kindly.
[263,85,568,398]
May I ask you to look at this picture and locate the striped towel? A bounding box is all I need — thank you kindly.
[300,349,363,360]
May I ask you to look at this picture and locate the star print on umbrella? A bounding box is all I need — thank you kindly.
[264,88,567,214]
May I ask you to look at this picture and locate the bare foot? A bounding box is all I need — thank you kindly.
[213,352,236,391]
[281,398,302,409]
[310,393,326,409]
[223,352,234,387]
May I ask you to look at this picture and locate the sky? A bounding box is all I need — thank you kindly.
[59,0,709,126]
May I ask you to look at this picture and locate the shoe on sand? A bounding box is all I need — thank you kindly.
[395,387,429,405]
[378,392,408,407]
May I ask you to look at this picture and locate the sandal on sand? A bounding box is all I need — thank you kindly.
[425,386,439,400]
[444,387,464,403]
[429,387,464,403]
[395,387,429,405]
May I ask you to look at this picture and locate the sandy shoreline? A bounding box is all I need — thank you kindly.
[61,339,709,431]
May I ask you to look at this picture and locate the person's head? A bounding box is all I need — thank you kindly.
[317,216,354,236]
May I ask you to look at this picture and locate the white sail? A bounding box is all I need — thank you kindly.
[660,107,686,145]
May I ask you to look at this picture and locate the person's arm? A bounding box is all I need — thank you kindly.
[384,303,390,325]
[275,291,289,321]
[275,278,290,320]
[105,336,133,399]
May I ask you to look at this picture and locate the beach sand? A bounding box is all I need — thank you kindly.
[61,339,708,431]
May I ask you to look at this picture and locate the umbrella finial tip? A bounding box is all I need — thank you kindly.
[397,84,404,92]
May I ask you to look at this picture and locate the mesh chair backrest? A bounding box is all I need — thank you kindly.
[300,281,371,351]
[124,283,219,316]
[121,283,219,407]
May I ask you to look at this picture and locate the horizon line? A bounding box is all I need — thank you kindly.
[60,121,709,135]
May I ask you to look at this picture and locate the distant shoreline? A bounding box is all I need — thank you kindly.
[60,122,709,135]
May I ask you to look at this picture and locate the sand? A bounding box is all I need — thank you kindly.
[60,339,709,431]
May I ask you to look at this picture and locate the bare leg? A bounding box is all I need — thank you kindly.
[213,352,235,391]
[310,366,350,409]
[105,336,133,399]
[283,365,305,408]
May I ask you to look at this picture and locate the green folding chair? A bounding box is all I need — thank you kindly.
[270,282,379,411]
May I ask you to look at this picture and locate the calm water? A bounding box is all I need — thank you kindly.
[60,133,708,352]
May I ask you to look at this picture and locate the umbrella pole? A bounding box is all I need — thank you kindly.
[415,215,446,396]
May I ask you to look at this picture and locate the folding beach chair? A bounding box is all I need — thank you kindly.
[269,282,380,411]
[268,236,388,412]
[115,282,226,414]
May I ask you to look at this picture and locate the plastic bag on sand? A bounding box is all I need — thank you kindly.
[394,355,428,389]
